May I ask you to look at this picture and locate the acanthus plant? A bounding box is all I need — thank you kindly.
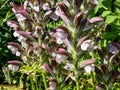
[94,43,120,90]
[3,0,120,89]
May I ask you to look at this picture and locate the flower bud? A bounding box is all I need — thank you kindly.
[43,2,51,10]
[80,39,94,52]
[109,43,120,54]
[80,59,95,68]
[7,60,23,72]
[89,17,103,23]
[56,54,67,64]
[49,77,57,90]
[84,64,94,73]
[74,12,84,27]
[7,20,20,30]
[33,0,40,12]
[41,63,54,76]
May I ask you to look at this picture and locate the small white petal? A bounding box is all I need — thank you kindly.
[16,14,26,22]
[49,82,57,90]
[8,64,19,72]
[13,31,20,37]
[84,65,94,73]
[16,51,21,56]
[11,47,18,52]
[7,45,13,49]
[56,54,67,63]
[52,52,56,57]
[103,59,108,65]
[43,3,50,10]
[81,40,92,51]
[33,5,39,12]
[56,38,63,44]
[18,35,26,42]
[84,65,92,73]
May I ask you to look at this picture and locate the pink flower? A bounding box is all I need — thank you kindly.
[33,0,40,12]
[109,43,120,54]
[44,8,59,21]
[50,12,59,20]
[80,59,95,73]
[54,29,68,44]
[81,39,94,52]
[56,54,67,63]
[43,3,51,10]
[84,64,95,73]
[49,77,57,90]
[7,42,24,56]
[10,2,33,22]
[33,45,41,55]
[7,60,23,72]
[7,20,20,30]
[89,17,103,23]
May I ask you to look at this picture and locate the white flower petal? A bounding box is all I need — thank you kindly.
[16,14,26,22]
[18,35,26,42]
[8,64,19,72]
[11,47,18,52]
[43,3,50,10]
[56,54,67,63]
[7,45,14,49]
[84,64,94,73]
[84,65,92,73]
[56,38,63,44]
[16,51,21,56]
[81,40,92,51]
[33,5,39,12]
[13,31,20,37]
[49,82,57,90]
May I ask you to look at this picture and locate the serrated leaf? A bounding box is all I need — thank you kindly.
[105,15,117,24]
[114,0,120,9]
[113,19,120,27]
[102,11,111,17]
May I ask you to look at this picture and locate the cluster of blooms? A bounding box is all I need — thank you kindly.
[4,0,120,90]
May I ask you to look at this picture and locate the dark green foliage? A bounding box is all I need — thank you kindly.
[95,0,120,42]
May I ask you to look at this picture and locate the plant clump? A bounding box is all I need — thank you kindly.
[2,0,120,90]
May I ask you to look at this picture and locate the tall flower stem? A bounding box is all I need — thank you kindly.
[39,55,47,89]
[75,68,80,90]
[42,72,47,89]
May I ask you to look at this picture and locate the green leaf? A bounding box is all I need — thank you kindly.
[112,19,120,27]
[105,15,117,24]
[95,0,112,14]
[102,11,112,17]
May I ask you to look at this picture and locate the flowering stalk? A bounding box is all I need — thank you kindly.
[5,0,115,89]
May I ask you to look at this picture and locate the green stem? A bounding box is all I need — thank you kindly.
[76,81,80,90]
[39,55,47,89]
[30,76,35,90]
[0,0,9,10]
[42,72,47,89]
